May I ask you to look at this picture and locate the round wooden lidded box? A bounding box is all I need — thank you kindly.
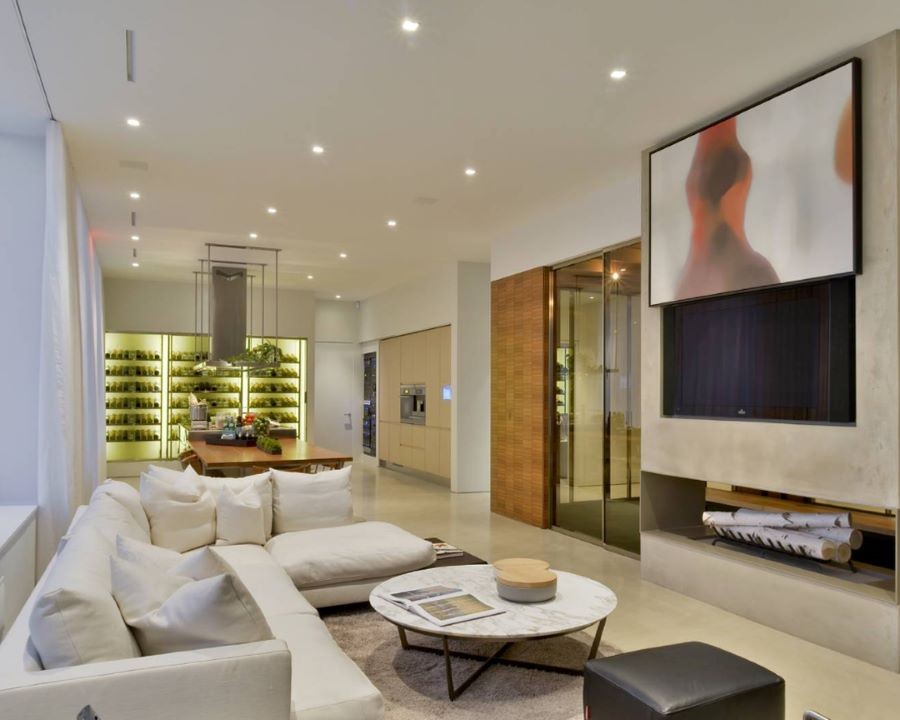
[493,558,558,603]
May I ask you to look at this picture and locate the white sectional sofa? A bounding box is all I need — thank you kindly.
[0,468,436,720]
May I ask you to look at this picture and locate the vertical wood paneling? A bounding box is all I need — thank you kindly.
[491,267,551,528]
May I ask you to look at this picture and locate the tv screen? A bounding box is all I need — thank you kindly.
[663,278,854,423]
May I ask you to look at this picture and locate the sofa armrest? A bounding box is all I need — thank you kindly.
[0,639,292,720]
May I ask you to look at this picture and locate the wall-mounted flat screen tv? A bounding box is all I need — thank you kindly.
[662,277,855,423]
[649,59,860,306]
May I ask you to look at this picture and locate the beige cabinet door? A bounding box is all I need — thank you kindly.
[379,422,391,463]
[410,425,426,449]
[425,427,441,475]
[439,428,451,478]
[425,328,441,428]
[438,325,451,429]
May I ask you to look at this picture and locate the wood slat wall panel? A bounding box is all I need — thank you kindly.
[491,267,551,528]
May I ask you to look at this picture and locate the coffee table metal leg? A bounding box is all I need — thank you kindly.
[398,626,409,650]
[442,636,513,701]
[588,617,607,661]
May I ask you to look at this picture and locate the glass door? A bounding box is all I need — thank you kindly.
[552,242,641,553]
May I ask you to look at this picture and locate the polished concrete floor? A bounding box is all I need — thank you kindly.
[353,463,900,719]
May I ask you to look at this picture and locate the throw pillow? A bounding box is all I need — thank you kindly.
[215,485,266,546]
[29,526,141,669]
[186,468,274,538]
[110,555,273,656]
[139,471,216,552]
[271,466,353,534]
[91,480,151,535]
[70,492,150,544]
[116,535,224,579]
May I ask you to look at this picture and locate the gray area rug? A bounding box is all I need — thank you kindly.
[322,606,621,720]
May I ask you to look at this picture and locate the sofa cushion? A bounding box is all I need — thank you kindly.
[116,535,225,580]
[72,492,150,544]
[266,521,435,588]
[188,468,274,538]
[91,480,151,535]
[271,466,353,534]
[111,554,273,656]
[28,526,141,669]
[211,544,318,619]
[266,614,383,720]
[140,471,216,551]
[215,484,267,546]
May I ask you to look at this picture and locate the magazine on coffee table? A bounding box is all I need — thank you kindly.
[379,585,505,627]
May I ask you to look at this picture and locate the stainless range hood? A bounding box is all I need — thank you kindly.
[194,243,282,369]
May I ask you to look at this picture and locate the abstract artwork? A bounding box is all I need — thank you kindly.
[649,60,859,305]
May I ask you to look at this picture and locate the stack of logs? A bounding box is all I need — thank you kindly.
[702,509,862,563]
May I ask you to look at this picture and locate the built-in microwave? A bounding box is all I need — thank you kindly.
[400,384,426,425]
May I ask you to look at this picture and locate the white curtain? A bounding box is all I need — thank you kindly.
[36,121,105,571]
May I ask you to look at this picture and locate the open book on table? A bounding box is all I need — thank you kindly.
[379,585,504,627]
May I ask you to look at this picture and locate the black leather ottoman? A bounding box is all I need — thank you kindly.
[584,642,784,720]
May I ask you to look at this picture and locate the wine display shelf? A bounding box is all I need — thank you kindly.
[105,332,308,462]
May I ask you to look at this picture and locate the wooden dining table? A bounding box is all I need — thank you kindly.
[188,438,352,474]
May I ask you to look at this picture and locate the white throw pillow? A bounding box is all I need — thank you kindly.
[271,466,353,534]
[216,485,266,546]
[91,480,151,535]
[116,535,224,579]
[140,471,216,552]
[29,527,141,669]
[110,555,273,656]
[187,468,274,538]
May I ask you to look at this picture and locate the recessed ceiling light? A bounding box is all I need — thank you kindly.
[335,294,342,299]
[611,271,621,281]
[126,117,141,127]
[339,252,347,259]
[589,296,595,300]
[311,144,325,155]
[130,235,139,241]
[387,219,397,227]
[267,207,277,214]
[131,248,139,267]
[249,232,258,239]
[307,274,314,280]
[610,68,627,80]
[131,261,140,268]
[401,18,419,33]
[464,167,477,177]
[129,191,141,199]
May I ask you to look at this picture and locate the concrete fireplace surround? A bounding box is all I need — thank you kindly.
[639,30,900,671]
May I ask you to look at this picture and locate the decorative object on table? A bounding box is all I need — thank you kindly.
[702,508,860,564]
[256,434,282,455]
[379,585,504,627]
[220,414,238,440]
[189,393,209,430]
[77,706,101,720]
[649,59,859,306]
[493,558,557,603]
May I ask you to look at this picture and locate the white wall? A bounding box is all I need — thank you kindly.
[359,264,458,343]
[359,261,492,492]
[0,133,45,504]
[454,263,491,492]
[490,174,641,281]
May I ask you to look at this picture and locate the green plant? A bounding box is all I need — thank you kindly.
[229,342,284,368]
[256,435,282,455]
[252,416,271,437]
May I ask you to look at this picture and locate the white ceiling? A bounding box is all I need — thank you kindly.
[14,1,900,299]
[0,1,48,136]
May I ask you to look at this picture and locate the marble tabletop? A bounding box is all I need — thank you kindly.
[370,564,617,640]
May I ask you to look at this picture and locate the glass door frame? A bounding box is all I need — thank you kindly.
[548,240,641,558]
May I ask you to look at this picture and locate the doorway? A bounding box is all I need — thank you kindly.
[552,242,641,553]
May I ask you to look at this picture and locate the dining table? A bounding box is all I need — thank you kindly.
[188,438,352,474]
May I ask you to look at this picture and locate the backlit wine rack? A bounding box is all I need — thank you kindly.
[105,332,308,463]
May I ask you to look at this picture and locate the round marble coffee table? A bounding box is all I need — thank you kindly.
[370,564,617,700]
